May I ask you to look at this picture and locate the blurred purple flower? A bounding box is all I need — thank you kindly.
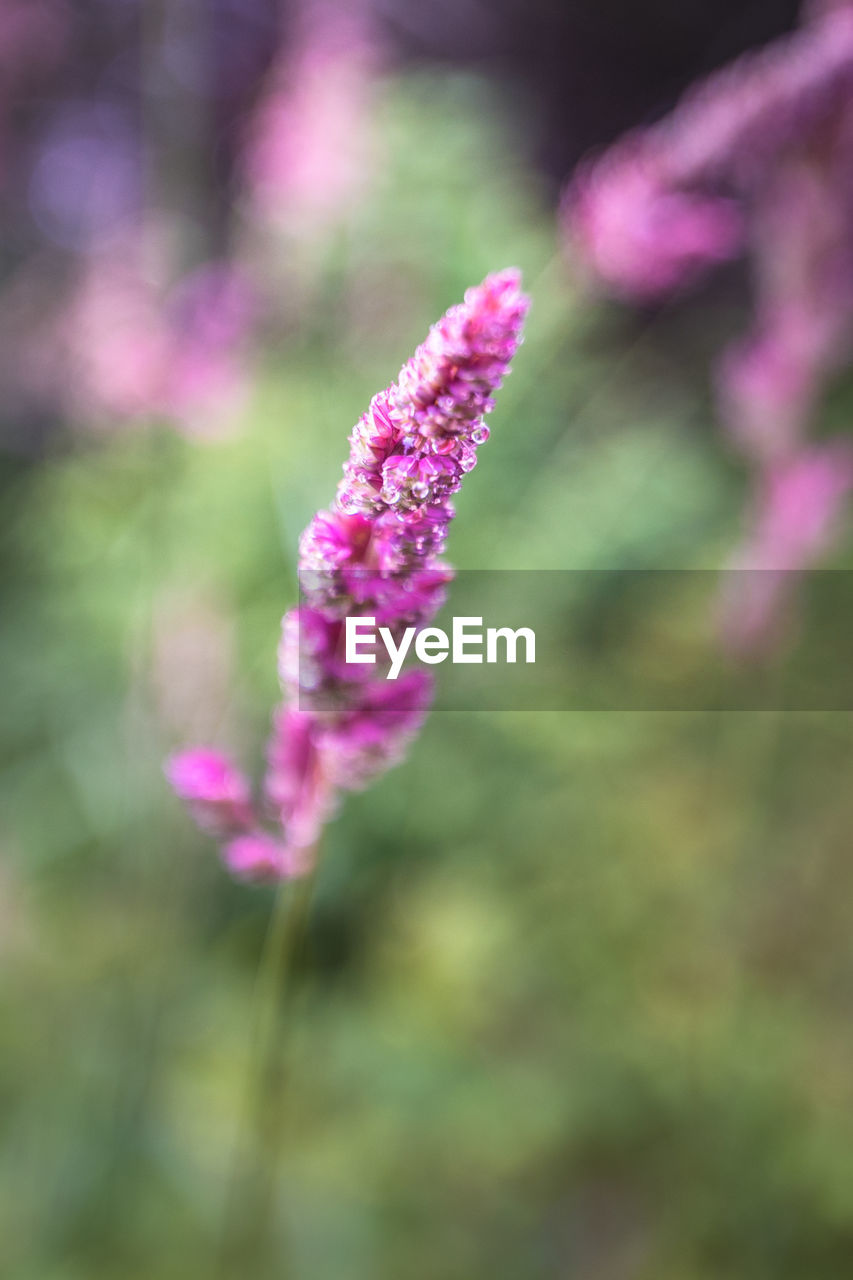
[29,104,141,251]
[167,269,529,882]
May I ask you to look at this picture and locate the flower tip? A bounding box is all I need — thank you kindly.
[486,265,522,288]
[479,266,529,310]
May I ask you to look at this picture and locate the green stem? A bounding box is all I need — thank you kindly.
[218,866,316,1276]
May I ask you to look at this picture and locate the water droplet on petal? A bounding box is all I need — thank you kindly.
[432,437,456,456]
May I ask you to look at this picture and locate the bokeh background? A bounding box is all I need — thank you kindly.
[3,2,853,1277]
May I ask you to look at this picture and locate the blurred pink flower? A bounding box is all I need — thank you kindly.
[716,152,853,465]
[224,833,310,883]
[717,322,823,466]
[720,443,853,652]
[56,252,256,436]
[166,749,254,834]
[566,4,853,310]
[566,137,743,300]
[61,257,172,423]
[242,0,380,234]
[565,1,853,651]
[163,264,257,436]
[741,444,853,569]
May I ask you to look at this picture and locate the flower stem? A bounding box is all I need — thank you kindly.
[218,865,316,1276]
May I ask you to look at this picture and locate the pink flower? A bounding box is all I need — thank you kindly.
[165,749,253,834]
[167,270,529,882]
[299,510,373,572]
[338,269,528,535]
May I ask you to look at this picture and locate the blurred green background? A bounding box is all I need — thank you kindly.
[3,57,853,1280]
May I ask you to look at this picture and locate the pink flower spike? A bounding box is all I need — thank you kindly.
[223,833,310,884]
[166,270,527,882]
[337,269,528,520]
[166,749,253,834]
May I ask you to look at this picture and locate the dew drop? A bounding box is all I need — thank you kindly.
[432,437,455,456]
